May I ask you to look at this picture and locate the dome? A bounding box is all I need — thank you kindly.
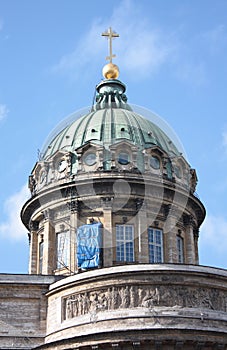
[42,79,181,161]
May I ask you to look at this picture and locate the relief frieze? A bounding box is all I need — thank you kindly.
[63,284,227,321]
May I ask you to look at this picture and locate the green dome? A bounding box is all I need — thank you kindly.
[42,109,180,160]
[42,79,181,160]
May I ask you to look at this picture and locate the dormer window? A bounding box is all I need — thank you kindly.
[150,155,160,169]
[174,165,182,179]
[84,152,97,166]
[40,170,47,184]
[118,152,130,165]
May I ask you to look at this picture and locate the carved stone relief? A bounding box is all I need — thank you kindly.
[62,284,227,321]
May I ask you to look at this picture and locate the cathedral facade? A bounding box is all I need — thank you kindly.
[1,29,227,349]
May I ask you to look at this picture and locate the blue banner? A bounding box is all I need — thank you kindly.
[77,222,102,269]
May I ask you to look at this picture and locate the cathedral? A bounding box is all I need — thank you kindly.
[1,28,227,350]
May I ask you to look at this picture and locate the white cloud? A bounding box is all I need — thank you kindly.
[0,104,9,121]
[52,0,177,80]
[200,214,227,254]
[53,0,221,86]
[0,185,30,240]
[52,21,104,79]
[109,1,176,78]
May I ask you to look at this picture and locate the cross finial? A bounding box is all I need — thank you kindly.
[102,27,119,63]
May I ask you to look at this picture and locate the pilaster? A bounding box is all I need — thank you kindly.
[136,200,148,263]
[68,200,78,273]
[185,216,196,264]
[194,228,199,264]
[42,209,55,275]
[29,221,39,274]
[163,206,178,263]
[102,197,113,267]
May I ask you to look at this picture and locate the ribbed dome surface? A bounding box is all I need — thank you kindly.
[42,107,180,160]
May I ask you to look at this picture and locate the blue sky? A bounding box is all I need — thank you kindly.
[0,0,227,273]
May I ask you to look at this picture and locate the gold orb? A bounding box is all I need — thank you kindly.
[102,63,119,79]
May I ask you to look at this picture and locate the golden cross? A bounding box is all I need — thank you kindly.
[102,27,119,63]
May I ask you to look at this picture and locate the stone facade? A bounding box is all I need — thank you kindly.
[21,169,205,276]
[36,265,227,349]
[0,274,60,349]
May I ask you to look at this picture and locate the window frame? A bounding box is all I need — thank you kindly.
[148,227,164,263]
[177,235,184,263]
[150,155,161,170]
[56,230,70,269]
[115,224,135,262]
[117,151,130,165]
[83,152,97,166]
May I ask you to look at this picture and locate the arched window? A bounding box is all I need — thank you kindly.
[148,228,163,263]
[116,224,134,262]
[177,235,184,263]
[56,230,70,269]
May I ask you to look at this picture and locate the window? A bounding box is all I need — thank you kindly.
[174,165,182,179]
[39,240,44,274]
[84,152,96,166]
[118,152,130,165]
[56,230,70,269]
[150,155,160,169]
[77,222,102,269]
[148,228,163,263]
[177,235,184,263]
[116,225,134,262]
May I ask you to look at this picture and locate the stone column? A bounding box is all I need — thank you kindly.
[185,216,196,264]
[194,228,199,264]
[163,206,178,263]
[102,197,113,267]
[42,209,55,275]
[29,221,39,274]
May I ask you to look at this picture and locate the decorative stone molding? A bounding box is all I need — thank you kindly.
[67,200,78,213]
[28,175,36,196]
[29,220,39,232]
[183,214,195,227]
[62,283,227,321]
[42,209,53,221]
[101,197,114,209]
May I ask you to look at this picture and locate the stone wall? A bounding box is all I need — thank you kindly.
[0,274,59,349]
[44,264,227,349]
